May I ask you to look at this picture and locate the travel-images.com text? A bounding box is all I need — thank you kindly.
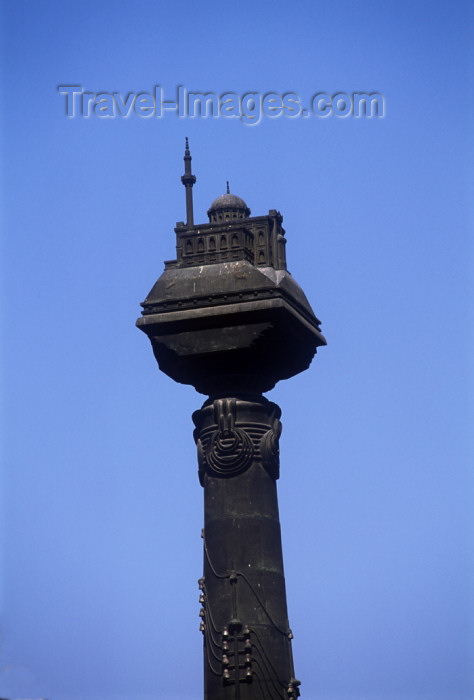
[58,85,385,125]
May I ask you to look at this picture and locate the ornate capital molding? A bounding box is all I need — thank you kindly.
[193,396,282,484]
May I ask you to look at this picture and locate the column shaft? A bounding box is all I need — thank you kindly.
[193,396,300,700]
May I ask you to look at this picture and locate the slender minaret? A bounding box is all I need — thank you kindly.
[181,136,196,227]
[137,141,326,699]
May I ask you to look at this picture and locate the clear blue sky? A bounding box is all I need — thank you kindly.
[1,2,473,699]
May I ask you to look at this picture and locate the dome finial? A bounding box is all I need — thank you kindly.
[226,180,230,194]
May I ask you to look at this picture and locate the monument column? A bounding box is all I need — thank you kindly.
[137,141,326,699]
[194,395,299,698]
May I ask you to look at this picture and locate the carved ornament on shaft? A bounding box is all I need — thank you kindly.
[194,398,282,483]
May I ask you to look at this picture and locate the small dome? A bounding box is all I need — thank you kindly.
[207,190,250,223]
[209,193,249,211]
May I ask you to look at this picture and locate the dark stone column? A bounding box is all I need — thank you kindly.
[137,142,326,699]
[193,395,300,700]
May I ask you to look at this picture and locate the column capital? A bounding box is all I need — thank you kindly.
[193,395,282,485]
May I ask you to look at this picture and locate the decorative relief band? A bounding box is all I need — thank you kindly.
[194,397,282,483]
[259,413,282,480]
[207,398,254,476]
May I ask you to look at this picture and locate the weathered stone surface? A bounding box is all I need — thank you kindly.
[137,142,325,698]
